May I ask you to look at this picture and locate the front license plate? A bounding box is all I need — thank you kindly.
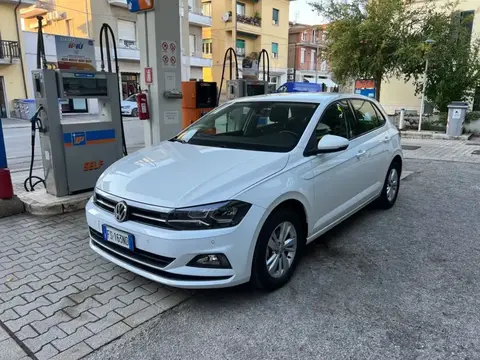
[102,225,134,250]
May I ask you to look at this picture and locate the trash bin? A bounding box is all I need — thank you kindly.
[446,102,469,137]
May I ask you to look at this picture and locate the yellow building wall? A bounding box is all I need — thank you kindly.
[381,0,480,114]
[0,3,28,115]
[206,0,289,91]
[202,27,213,81]
[23,0,92,39]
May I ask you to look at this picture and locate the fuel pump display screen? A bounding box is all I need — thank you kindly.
[58,72,109,98]
[246,83,267,97]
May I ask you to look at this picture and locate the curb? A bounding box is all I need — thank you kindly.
[18,190,92,216]
[400,130,472,141]
[0,196,25,218]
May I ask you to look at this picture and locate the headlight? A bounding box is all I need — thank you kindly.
[166,200,251,230]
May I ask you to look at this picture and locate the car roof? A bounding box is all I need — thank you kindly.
[231,92,376,104]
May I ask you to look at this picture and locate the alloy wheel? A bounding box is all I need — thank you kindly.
[265,221,298,278]
[386,168,399,202]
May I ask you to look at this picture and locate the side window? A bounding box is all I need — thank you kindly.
[372,103,387,127]
[277,85,287,93]
[349,99,384,137]
[315,101,352,140]
[315,101,349,141]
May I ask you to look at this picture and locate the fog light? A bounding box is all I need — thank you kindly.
[187,254,231,269]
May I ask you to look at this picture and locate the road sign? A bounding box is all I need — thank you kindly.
[170,56,176,66]
[127,0,154,13]
[144,67,153,84]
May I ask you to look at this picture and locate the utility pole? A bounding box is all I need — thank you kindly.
[315,42,319,84]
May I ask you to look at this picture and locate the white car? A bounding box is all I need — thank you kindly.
[121,95,138,117]
[86,93,403,290]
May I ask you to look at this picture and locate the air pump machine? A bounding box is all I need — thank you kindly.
[29,18,125,197]
[32,70,124,197]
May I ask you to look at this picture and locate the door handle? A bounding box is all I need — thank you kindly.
[356,150,366,159]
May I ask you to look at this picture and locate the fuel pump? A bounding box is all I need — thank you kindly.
[226,49,271,100]
[26,17,126,197]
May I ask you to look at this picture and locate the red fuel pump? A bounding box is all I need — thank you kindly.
[136,93,150,120]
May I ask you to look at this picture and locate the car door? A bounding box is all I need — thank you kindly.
[308,100,366,234]
[347,99,392,200]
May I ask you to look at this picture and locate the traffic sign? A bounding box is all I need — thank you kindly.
[127,0,154,13]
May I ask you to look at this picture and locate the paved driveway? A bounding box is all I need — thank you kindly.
[1,158,480,360]
[86,159,480,360]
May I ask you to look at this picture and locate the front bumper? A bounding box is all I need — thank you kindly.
[85,198,265,289]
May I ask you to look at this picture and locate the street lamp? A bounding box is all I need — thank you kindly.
[418,39,436,132]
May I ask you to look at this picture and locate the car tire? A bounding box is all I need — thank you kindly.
[376,161,401,209]
[131,108,138,117]
[251,209,305,291]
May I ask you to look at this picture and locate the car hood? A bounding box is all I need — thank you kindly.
[97,141,289,208]
[121,101,135,107]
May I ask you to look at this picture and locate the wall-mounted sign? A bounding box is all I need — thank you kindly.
[127,0,154,13]
[54,36,96,71]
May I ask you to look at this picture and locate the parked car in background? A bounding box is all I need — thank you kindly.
[121,95,138,117]
[86,93,403,291]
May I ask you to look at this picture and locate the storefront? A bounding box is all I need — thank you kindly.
[121,73,141,100]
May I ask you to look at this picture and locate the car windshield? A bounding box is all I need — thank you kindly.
[125,95,136,102]
[172,101,319,152]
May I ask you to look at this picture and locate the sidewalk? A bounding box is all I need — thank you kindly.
[401,138,480,164]
[0,212,192,360]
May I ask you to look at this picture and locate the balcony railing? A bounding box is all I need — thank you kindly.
[0,41,20,63]
[237,14,261,27]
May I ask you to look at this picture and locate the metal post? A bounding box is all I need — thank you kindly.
[293,44,297,81]
[315,43,319,84]
[418,58,428,132]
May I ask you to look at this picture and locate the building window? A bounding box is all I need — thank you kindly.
[202,1,212,16]
[237,2,245,16]
[302,31,307,41]
[311,50,316,70]
[272,8,279,25]
[312,29,317,42]
[321,31,327,42]
[202,39,212,55]
[189,34,196,56]
[121,73,141,100]
[118,20,137,48]
[272,42,279,59]
[236,39,245,56]
[300,48,306,63]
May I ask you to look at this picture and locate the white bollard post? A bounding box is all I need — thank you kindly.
[398,109,405,130]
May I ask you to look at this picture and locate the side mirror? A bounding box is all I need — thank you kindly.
[317,135,349,153]
[305,134,349,156]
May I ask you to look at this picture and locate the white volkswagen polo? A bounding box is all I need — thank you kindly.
[86,93,403,290]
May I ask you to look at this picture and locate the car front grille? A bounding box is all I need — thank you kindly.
[94,193,174,230]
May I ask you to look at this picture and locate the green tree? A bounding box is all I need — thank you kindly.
[309,0,426,100]
[400,6,480,112]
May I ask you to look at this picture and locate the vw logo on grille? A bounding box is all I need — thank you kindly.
[114,201,128,223]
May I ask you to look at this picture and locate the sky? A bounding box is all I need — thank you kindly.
[289,0,327,25]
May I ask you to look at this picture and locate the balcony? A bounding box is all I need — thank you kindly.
[117,46,140,61]
[182,51,212,68]
[108,0,127,7]
[19,0,54,18]
[0,40,21,65]
[226,14,262,36]
[188,7,212,27]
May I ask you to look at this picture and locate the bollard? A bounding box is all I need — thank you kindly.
[0,118,14,200]
[398,109,405,130]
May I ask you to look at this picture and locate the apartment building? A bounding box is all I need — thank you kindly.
[203,0,292,90]
[287,22,335,87]
[0,0,33,118]
[380,2,478,115]
[19,0,212,112]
